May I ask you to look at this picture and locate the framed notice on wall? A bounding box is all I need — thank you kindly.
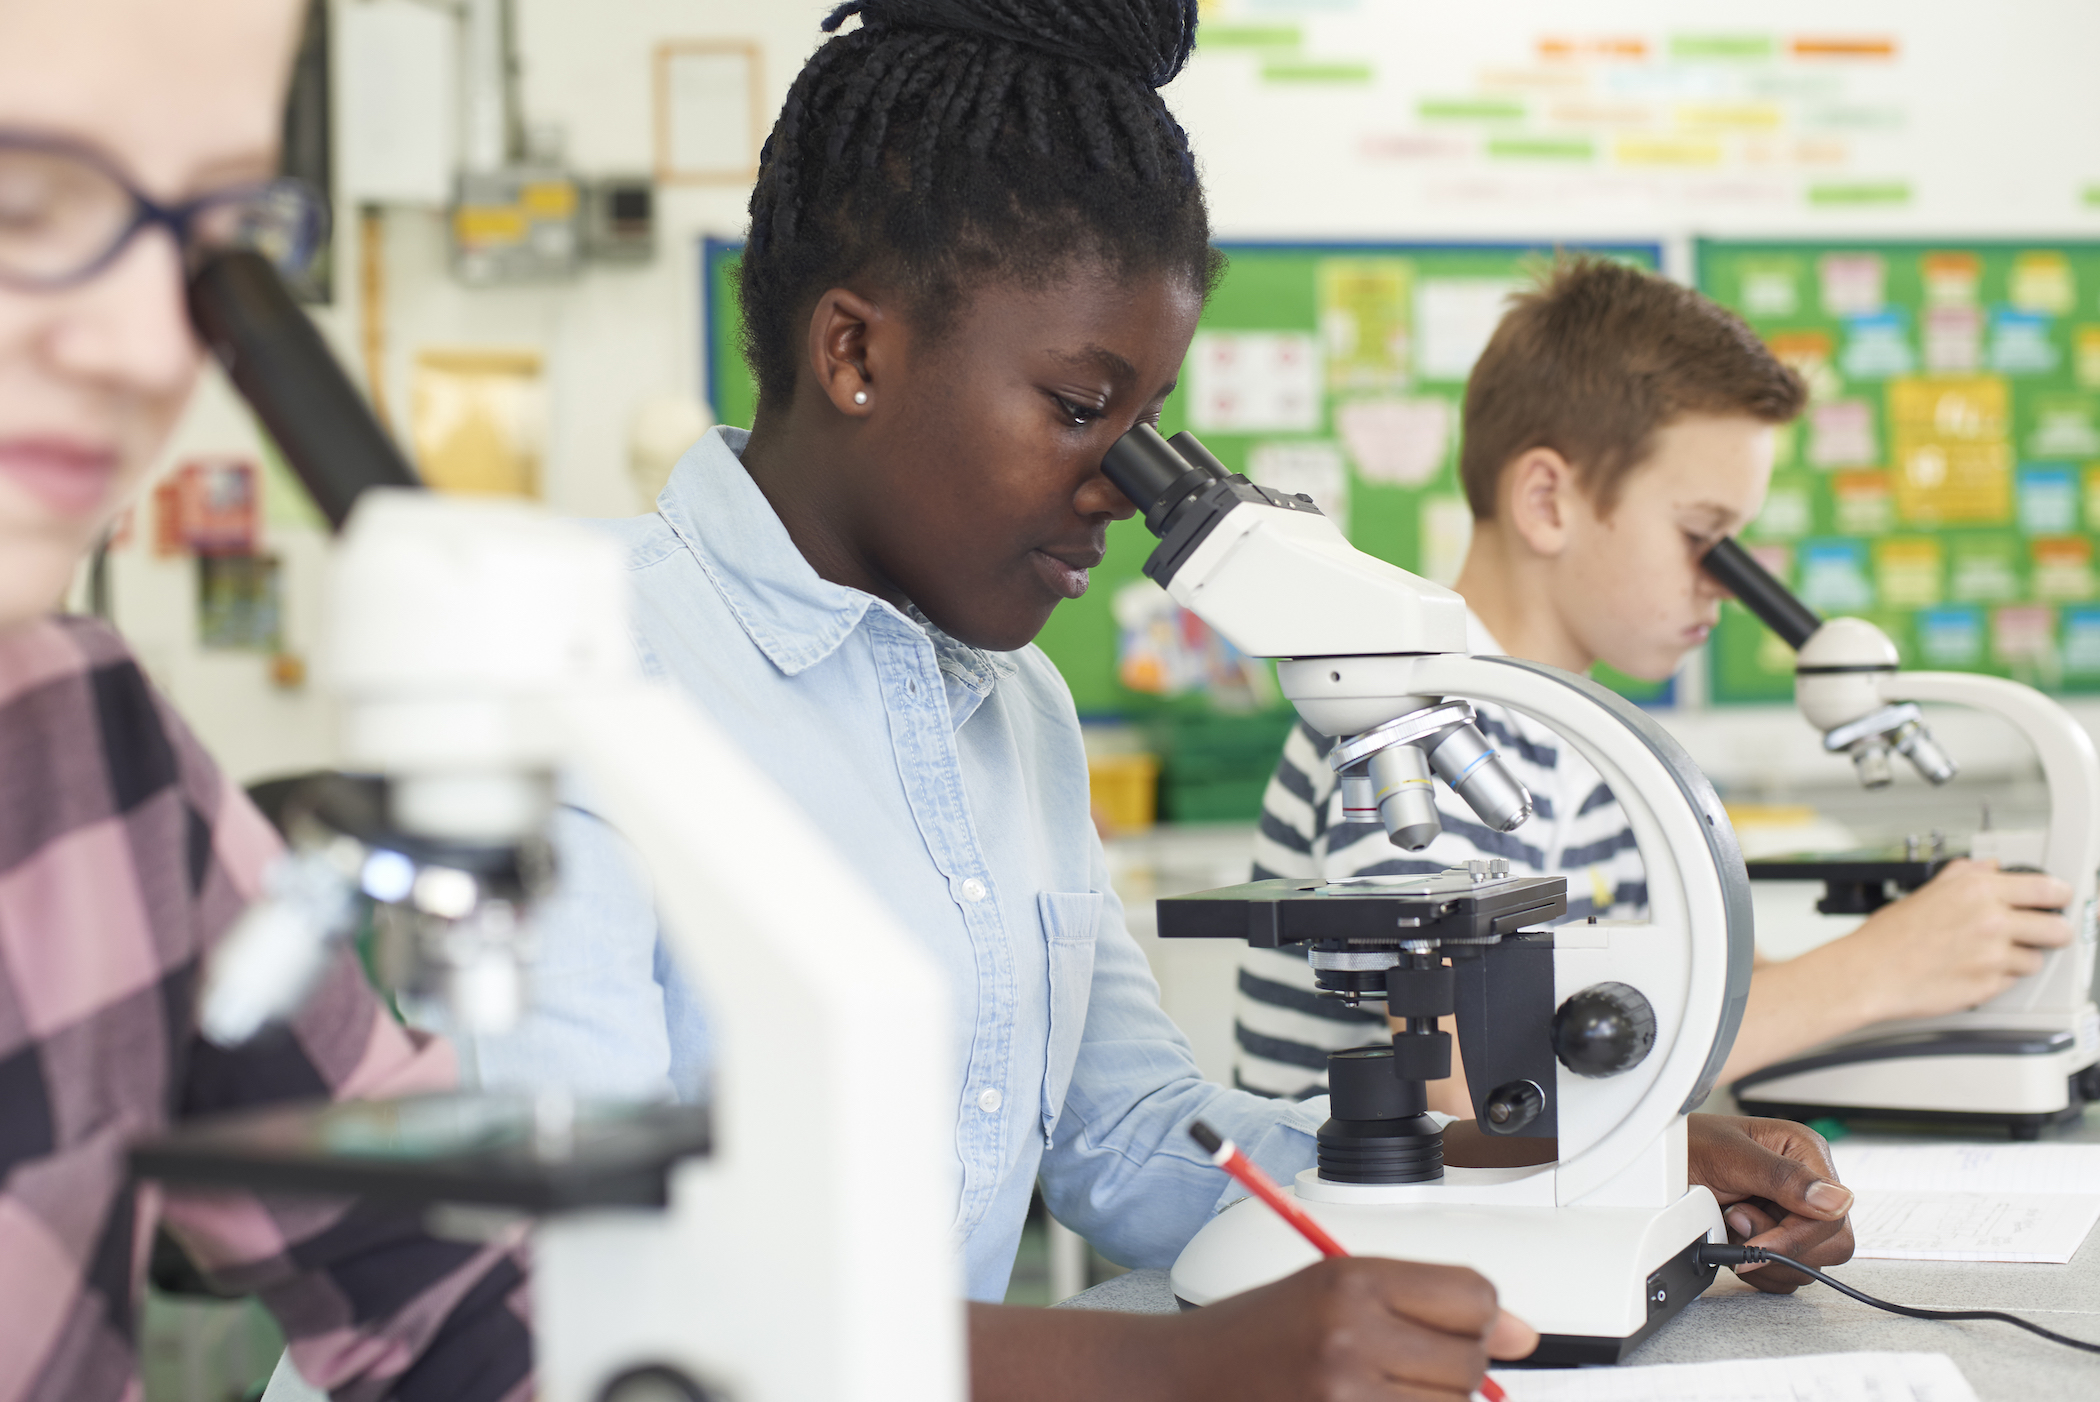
[654,41,762,185]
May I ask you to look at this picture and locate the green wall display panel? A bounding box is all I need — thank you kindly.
[705,238,1661,720]
[1696,239,2100,703]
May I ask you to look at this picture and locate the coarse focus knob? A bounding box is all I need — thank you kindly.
[1552,982,1656,1078]
[1481,1079,1545,1135]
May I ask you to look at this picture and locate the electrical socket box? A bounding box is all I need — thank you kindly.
[585,177,656,263]
[451,167,582,284]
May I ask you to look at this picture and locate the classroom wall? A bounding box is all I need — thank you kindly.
[99,0,2100,787]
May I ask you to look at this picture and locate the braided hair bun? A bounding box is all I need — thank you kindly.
[739,0,1218,411]
[823,0,1199,89]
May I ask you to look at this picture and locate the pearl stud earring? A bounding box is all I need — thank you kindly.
[853,390,869,405]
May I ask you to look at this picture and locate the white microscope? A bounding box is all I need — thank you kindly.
[1098,427,1757,1363]
[1701,538,2100,1138]
[131,253,965,1402]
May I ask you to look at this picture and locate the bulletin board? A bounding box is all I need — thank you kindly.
[703,238,1661,717]
[1697,239,2100,703]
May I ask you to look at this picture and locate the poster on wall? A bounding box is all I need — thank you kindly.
[1699,239,2100,702]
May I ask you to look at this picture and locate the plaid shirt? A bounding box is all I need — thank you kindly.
[0,617,531,1402]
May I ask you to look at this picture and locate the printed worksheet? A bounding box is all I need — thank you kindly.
[1486,1351,1977,1401]
[1847,1191,2100,1263]
[1831,1142,2100,1195]
[1828,1142,2100,1262]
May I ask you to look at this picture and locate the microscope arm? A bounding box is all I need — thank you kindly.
[539,681,964,1402]
[1102,428,1753,1207]
[1284,651,1754,1203]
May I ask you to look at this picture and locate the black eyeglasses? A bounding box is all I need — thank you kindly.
[0,130,326,291]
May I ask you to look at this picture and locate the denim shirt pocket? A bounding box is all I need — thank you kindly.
[1037,890,1103,1143]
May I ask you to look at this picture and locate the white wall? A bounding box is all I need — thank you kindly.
[97,0,2100,786]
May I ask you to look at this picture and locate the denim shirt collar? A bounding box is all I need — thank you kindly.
[657,427,1018,705]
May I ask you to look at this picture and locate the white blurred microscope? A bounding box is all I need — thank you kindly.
[132,252,964,1402]
[1702,538,2100,1137]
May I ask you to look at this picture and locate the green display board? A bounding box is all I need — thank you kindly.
[703,238,1661,721]
[1697,239,2100,703]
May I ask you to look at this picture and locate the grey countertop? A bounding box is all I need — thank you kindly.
[1060,1111,2100,1400]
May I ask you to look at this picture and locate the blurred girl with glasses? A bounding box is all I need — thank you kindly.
[0,3,529,1398]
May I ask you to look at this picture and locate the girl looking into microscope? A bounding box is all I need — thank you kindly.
[448,3,1857,1397]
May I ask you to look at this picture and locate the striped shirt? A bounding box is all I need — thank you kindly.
[0,617,531,1402]
[1233,613,1648,1100]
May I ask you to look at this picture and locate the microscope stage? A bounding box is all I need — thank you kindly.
[130,1092,712,1212]
[1156,872,1568,948]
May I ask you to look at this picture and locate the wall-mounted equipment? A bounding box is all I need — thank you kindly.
[451,167,583,284]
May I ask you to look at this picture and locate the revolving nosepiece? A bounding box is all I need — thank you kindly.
[1425,722,1532,833]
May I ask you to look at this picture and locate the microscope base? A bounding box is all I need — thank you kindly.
[1169,1180,1722,1364]
[1734,1023,2100,1138]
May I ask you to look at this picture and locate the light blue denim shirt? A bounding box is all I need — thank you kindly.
[440,426,1324,1301]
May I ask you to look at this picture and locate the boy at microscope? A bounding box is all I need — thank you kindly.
[1236,257,2075,1112]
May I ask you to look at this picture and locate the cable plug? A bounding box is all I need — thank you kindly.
[1695,1243,1767,1270]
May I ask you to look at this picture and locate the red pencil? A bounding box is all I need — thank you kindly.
[1189,1120,1508,1402]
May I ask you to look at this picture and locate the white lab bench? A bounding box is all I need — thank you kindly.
[1058,1105,2100,1401]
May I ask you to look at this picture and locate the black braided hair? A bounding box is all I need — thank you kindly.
[740,0,1219,412]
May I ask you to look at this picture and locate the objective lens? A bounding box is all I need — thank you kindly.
[1339,769,1379,828]
[1850,741,1894,789]
[1367,743,1441,851]
[1426,723,1532,833]
[1893,720,1959,786]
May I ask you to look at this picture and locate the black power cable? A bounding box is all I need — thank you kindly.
[1697,1244,2100,1356]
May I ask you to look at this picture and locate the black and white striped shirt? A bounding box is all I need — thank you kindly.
[1233,614,1649,1100]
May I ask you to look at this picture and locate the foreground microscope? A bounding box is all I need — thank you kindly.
[1100,428,1756,1362]
[130,253,964,1402]
[1702,538,2100,1136]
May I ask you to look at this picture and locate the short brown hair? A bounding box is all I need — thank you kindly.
[1459,257,1807,519]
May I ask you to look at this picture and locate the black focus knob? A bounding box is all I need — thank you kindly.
[1552,982,1656,1078]
[1481,1079,1545,1135]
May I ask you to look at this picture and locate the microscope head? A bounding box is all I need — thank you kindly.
[1701,536,1957,789]
[1101,425,1533,849]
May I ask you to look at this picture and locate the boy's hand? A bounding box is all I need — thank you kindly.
[1688,1114,1854,1293]
[1176,1257,1537,1400]
[1850,859,2072,1021]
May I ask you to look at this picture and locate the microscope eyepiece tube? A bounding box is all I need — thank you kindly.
[188,249,421,531]
[1367,743,1441,851]
[1100,423,1227,536]
[1701,536,1822,651]
[1425,723,1532,833]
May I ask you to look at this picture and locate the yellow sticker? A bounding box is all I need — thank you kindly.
[520,180,578,218]
[453,205,527,247]
[2011,251,2075,315]
[1874,538,1942,607]
[2076,327,2100,389]
[1886,376,2013,525]
[1318,259,1412,392]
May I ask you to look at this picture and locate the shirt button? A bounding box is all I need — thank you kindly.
[961,877,987,903]
[977,1087,1003,1113]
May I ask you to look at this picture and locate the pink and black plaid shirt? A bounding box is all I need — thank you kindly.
[0,617,531,1402]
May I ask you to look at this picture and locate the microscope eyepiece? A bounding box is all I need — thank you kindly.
[188,249,421,531]
[1100,423,1230,537]
[1701,536,1821,651]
